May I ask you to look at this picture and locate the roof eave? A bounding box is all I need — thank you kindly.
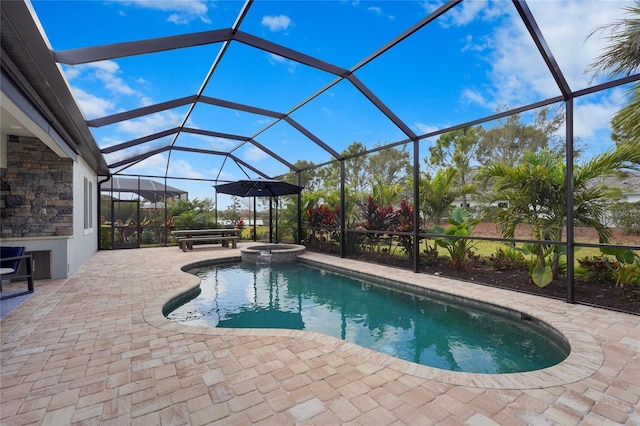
[1,0,109,175]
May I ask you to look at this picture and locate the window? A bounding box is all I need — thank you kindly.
[84,177,93,230]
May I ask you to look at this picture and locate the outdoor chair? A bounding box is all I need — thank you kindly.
[1,246,35,299]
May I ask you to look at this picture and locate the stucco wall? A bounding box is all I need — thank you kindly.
[70,156,98,275]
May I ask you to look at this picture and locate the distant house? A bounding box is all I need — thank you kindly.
[453,170,640,220]
[1,2,108,279]
[607,171,640,203]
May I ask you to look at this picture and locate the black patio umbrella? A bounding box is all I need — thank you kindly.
[214,178,303,198]
[214,178,304,243]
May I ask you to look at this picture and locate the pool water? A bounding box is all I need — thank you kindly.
[167,262,568,374]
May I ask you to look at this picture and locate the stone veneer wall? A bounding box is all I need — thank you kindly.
[1,135,74,238]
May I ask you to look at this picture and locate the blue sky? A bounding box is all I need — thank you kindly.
[30,0,636,205]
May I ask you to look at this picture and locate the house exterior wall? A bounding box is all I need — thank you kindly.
[0,135,97,279]
[1,136,73,237]
[70,156,98,275]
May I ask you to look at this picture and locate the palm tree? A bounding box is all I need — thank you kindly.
[420,167,475,226]
[419,167,476,262]
[428,127,481,207]
[371,174,402,207]
[478,144,640,285]
[588,1,640,145]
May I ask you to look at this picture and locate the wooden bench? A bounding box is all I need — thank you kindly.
[178,235,239,252]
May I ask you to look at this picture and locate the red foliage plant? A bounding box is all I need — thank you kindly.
[395,199,419,257]
[306,204,340,228]
[359,196,396,231]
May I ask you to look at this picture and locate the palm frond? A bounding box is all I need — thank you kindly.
[587,1,640,77]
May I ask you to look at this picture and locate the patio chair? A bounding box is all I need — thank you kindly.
[1,246,35,299]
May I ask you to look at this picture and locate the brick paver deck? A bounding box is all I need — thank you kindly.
[1,244,638,425]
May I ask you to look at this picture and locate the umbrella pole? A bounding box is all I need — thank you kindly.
[253,197,257,242]
[214,189,218,227]
[269,198,273,243]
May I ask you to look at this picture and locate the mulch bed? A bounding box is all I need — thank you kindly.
[420,258,640,315]
[330,252,640,316]
[306,224,640,315]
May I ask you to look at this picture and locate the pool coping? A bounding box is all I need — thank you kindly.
[143,251,604,390]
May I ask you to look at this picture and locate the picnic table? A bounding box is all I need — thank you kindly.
[171,229,241,252]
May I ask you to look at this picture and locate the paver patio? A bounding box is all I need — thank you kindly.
[1,244,638,425]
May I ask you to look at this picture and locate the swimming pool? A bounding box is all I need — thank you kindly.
[166,261,569,374]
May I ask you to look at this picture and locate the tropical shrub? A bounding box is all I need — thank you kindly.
[173,210,214,230]
[600,247,640,287]
[478,144,640,284]
[488,245,528,271]
[394,199,419,258]
[305,204,340,248]
[609,201,640,234]
[168,198,216,230]
[436,207,481,270]
[577,255,617,283]
[514,243,568,287]
[419,167,475,263]
[358,196,396,254]
[100,225,112,250]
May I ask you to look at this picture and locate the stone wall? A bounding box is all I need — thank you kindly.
[1,135,74,237]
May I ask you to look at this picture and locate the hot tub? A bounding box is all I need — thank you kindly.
[240,244,306,263]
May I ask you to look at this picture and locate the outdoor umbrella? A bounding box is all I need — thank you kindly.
[214,178,304,243]
[214,178,303,198]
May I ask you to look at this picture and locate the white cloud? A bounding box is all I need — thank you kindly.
[460,88,489,108]
[88,60,120,74]
[62,66,81,80]
[114,0,211,24]
[268,53,286,64]
[256,118,272,126]
[574,88,625,140]
[114,150,203,180]
[413,122,440,135]
[429,0,505,27]
[140,96,154,107]
[261,14,292,32]
[445,0,488,26]
[209,168,235,181]
[434,1,633,107]
[242,145,268,162]
[488,2,632,104]
[71,87,115,119]
[461,34,492,53]
[126,152,168,174]
[366,5,394,20]
[208,137,237,152]
[88,61,138,96]
[420,0,444,15]
[436,0,633,153]
[117,110,183,137]
[97,136,122,150]
[168,159,204,179]
[267,53,296,73]
[67,60,141,115]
